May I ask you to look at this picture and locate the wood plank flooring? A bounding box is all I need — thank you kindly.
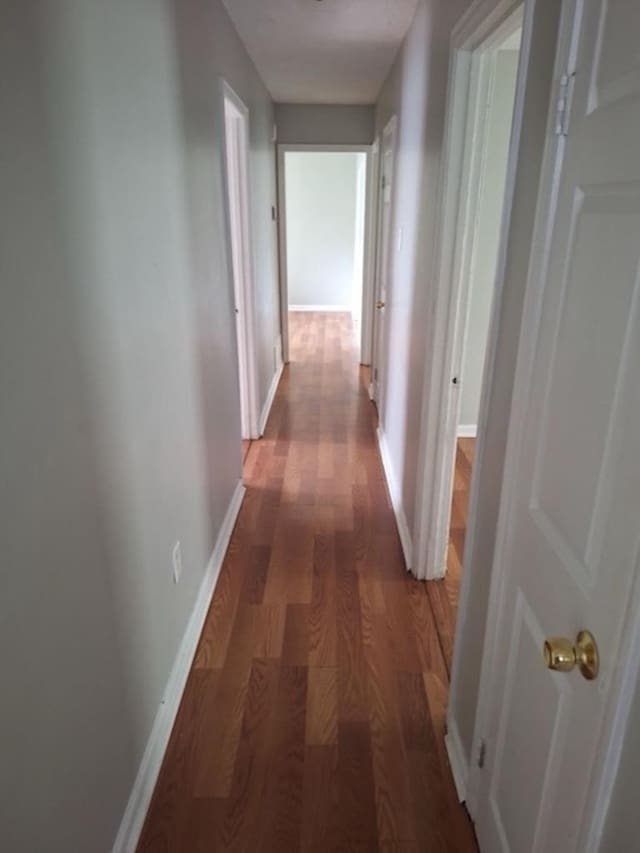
[137,311,478,853]
[427,438,475,676]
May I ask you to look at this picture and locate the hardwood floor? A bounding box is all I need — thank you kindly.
[427,437,475,676]
[137,311,478,852]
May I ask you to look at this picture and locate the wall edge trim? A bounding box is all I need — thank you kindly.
[111,480,246,853]
[457,424,478,438]
[259,359,284,436]
[288,304,351,312]
[376,426,413,571]
[445,723,469,803]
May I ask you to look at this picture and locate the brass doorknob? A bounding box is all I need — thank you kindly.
[543,630,599,680]
[376,300,385,309]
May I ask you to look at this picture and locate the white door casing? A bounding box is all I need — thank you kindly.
[412,0,525,582]
[222,80,259,440]
[370,115,397,417]
[361,140,380,367]
[473,2,640,850]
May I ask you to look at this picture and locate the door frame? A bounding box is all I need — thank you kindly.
[276,143,376,364]
[362,139,380,369]
[412,0,525,583]
[467,0,640,846]
[220,79,260,439]
[369,115,398,412]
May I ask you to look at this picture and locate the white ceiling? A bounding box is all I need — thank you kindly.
[222,0,419,104]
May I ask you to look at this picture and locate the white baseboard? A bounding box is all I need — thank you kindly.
[111,480,246,853]
[457,424,477,438]
[376,427,412,571]
[445,722,469,803]
[259,359,284,436]
[288,304,350,312]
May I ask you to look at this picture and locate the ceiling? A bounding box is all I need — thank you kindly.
[221,0,419,104]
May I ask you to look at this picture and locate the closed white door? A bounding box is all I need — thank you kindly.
[475,2,640,850]
[225,116,247,432]
[224,92,255,440]
[371,117,396,414]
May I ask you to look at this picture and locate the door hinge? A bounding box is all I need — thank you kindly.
[477,739,486,769]
[373,367,378,380]
[381,175,387,189]
[554,71,576,136]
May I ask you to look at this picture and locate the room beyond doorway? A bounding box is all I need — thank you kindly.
[277,144,374,365]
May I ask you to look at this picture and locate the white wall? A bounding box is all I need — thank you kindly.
[285,151,363,309]
[374,0,472,541]
[459,49,520,430]
[352,154,368,331]
[0,1,279,850]
[276,103,375,145]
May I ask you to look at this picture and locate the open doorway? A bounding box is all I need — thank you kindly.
[448,24,522,594]
[277,145,371,363]
[221,80,259,445]
[414,6,523,585]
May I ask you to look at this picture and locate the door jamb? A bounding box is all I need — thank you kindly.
[361,143,378,366]
[369,114,398,413]
[412,0,525,584]
[276,143,374,364]
[220,78,260,439]
[367,136,380,396]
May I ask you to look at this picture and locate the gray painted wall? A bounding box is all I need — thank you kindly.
[374,0,472,538]
[173,0,281,414]
[0,1,279,850]
[1,6,133,850]
[285,152,360,307]
[276,103,375,144]
[459,50,519,430]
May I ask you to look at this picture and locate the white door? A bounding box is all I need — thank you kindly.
[225,116,247,434]
[371,117,396,413]
[475,2,640,851]
[223,89,256,440]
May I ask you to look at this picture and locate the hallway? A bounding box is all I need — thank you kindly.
[138,312,477,852]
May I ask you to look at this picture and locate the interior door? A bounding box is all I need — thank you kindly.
[475,2,640,850]
[224,103,250,439]
[371,118,396,413]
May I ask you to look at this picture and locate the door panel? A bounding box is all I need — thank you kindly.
[531,185,640,585]
[476,2,640,850]
[589,0,640,112]
[490,591,572,852]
